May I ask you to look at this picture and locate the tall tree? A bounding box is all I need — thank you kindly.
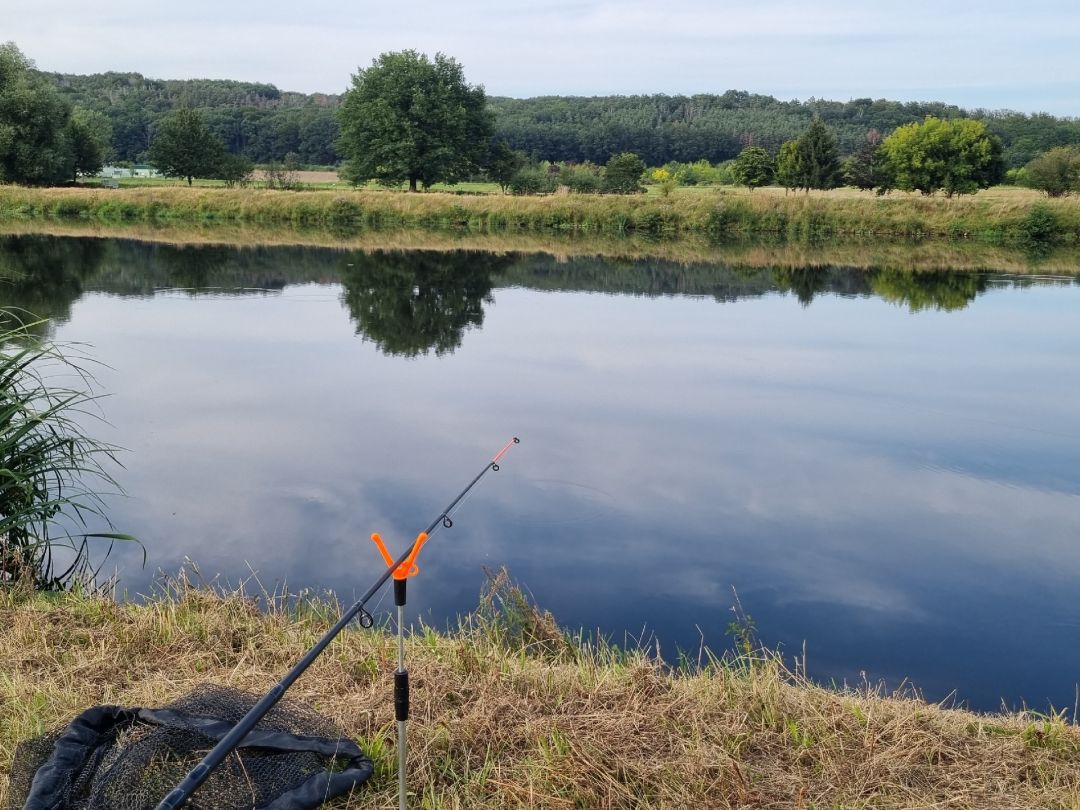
[732,146,775,191]
[0,42,74,186]
[843,129,888,191]
[793,118,840,191]
[65,107,112,182]
[337,51,491,192]
[147,108,226,185]
[880,116,1004,197]
[775,140,800,193]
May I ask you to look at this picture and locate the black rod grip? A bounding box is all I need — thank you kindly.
[395,670,410,721]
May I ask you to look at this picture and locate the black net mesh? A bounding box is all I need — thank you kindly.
[9,684,373,810]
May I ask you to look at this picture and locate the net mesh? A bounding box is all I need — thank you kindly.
[9,684,373,810]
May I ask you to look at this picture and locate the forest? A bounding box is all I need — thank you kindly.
[44,71,1080,169]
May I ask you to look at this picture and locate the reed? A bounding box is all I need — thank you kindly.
[2,185,1079,244]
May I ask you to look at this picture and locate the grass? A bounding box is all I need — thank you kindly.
[0,310,135,590]
[2,183,1079,245]
[3,570,1080,808]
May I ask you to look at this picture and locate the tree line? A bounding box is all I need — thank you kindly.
[31,56,1080,171]
[3,41,1080,197]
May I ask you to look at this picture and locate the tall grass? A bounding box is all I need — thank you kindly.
[3,570,1080,808]
[2,185,1079,243]
[0,310,134,590]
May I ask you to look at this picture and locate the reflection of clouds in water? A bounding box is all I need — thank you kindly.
[43,252,1080,712]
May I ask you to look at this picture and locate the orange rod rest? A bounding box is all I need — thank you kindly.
[370,531,429,580]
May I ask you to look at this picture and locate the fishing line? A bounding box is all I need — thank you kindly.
[155,437,521,810]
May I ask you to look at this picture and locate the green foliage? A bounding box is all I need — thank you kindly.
[793,118,841,191]
[217,152,253,188]
[1018,204,1060,243]
[776,141,803,193]
[0,43,75,186]
[147,109,226,185]
[560,163,602,193]
[602,152,646,194]
[732,146,775,191]
[507,167,557,195]
[1022,146,1080,198]
[881,116,1005,198]
[65,108,112,182]
[0,310,135,590]
[337,51,491,192]
[843,129,889,191]
[485,141,526,193]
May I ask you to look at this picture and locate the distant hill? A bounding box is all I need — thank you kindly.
[42,72,1080,169]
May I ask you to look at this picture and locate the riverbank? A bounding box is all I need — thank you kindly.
[3,579,1079,808]
[2,185,1079,244]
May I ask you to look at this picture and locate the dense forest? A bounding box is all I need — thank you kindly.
[41,71,1080,169]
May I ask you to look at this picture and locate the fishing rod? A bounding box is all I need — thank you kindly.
[155,437,520,810]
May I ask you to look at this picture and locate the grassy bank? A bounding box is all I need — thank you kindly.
[2,185,1080,244]
[3,579,1080,808]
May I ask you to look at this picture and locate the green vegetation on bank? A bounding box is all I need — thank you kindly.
[0,311,134,590]
[2,185,1079,244]
[4,577,1080,808]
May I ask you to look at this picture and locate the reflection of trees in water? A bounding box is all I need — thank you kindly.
[869,270,989,312]
[340,250,514,357]
[0,236,106,328]
[771,266,989,311]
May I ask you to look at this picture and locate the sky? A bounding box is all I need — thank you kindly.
[5,0,1079,115]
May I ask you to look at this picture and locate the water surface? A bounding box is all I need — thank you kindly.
[3,234,1079,713]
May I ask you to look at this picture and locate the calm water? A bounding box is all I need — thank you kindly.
[4,234,1079,712]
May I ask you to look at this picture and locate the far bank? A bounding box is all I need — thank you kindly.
[1,184,1078,244]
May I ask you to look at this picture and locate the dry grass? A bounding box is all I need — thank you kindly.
[3,575,1080,809]
[2,184,1079,245]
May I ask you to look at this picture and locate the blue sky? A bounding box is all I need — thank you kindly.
[6,0,1079,114]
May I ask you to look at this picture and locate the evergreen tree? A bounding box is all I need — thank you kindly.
[793,118,840,191]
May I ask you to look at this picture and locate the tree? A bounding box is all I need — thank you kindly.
[793,118,840,191]
[0,42,74,186]
[217,152,254,188]
[880,116,1004,197]
[602,151,646,193]
[1023,146,1080,197]
[486,141,526,192]
[65,108,112,182]
[147,109,226,185]
[338,51,491,192]
[775,140,800,193]
[843,129,888,191]
[732,146,774,191]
